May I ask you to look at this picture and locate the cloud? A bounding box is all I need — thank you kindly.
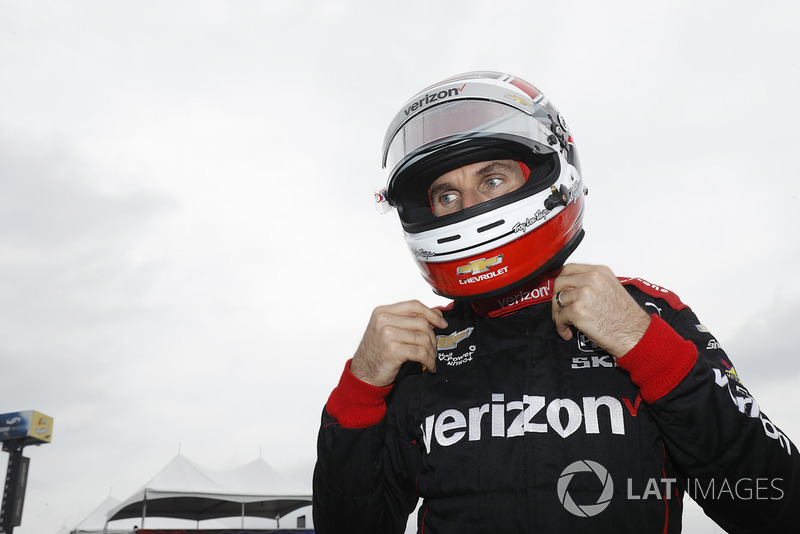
[725,298,800,387]
[0,137,168,245]
[0,132,175,406]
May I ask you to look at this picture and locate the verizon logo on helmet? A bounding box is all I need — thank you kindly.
[403,84,466,116]
[421,393,627,454]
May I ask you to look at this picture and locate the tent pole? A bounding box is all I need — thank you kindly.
[141,490,147,529]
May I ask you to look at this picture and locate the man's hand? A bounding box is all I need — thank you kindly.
[553,264,652,358]
[350,300,448,387]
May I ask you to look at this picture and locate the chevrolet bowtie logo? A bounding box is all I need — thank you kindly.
[505,94,532,106]
[437,327,474,351]
[456,255,504,276]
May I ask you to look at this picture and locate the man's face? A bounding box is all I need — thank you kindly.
[428,159,526,217]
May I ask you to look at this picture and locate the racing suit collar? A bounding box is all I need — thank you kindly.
[471,270,559,318]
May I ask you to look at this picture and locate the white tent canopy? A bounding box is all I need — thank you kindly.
[105,454,312,527]
[70,495,129,534]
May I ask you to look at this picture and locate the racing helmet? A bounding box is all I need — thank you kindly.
[378,71,587,300]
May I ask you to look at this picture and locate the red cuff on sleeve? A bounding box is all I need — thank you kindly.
[325,360,393,429]
[616,314,698,403]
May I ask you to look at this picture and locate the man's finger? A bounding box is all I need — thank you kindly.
[386,300,448,329]
[380,321,437,350]
[552,304,575,341]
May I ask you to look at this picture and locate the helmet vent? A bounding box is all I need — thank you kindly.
[437,234,461,244]
[477,219,505,233]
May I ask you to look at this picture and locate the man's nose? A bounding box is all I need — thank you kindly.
[461,190,483,210]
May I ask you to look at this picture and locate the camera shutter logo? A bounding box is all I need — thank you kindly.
[557,460,614,517]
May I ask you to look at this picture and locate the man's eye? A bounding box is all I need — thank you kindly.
[486,177,504,189]
[439,192,459,205]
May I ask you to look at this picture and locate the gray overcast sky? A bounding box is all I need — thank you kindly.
[1,1,799,533]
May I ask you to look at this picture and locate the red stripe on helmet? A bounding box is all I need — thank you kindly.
[419,197,584,299]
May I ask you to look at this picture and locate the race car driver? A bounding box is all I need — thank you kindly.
[312,71,799,533]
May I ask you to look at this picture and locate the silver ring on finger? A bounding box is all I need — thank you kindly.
[556,290,566,309]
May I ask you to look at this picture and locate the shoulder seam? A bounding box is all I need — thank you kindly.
[618,276,689,312]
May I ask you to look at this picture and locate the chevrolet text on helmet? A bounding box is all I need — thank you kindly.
[378,71,587,300]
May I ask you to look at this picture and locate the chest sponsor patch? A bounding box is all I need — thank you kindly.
[421,392,630,454]
[437,327,474,350]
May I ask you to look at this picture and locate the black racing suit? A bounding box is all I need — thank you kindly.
[313,275,799,533]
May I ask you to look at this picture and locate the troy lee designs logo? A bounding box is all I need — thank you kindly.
[513,209,549,233]
[412,248,437,259]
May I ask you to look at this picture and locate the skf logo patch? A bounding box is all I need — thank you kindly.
[457,255,503,276]
[437,327,474,350]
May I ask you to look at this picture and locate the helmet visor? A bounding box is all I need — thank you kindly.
[382,99,556,181]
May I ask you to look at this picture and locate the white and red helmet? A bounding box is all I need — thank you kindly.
[378,71,587,300]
